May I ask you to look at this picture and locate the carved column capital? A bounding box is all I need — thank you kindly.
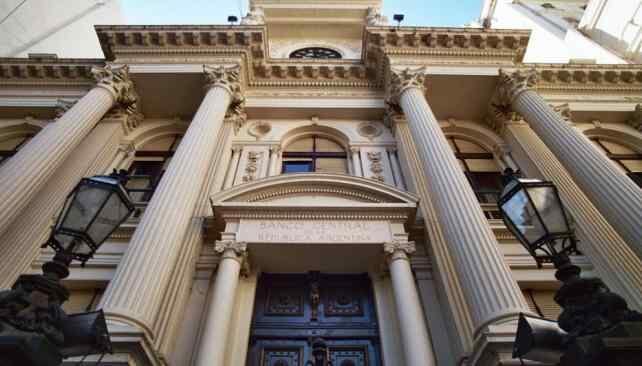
[349,146,361,154]
[214,240,247,256]
[92,65,138,112]
[270,144,282,153]
[204,65,246,133]
[383,240,416,256]
[231,145,243,154]
[494,68,538,107]
[386,66,427,105]
[627,104,642,131]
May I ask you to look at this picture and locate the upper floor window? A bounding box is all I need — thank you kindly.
[449,137,503,205]
[282,136,348,174]
[125,135,182,207]
[289,47,342,59]
[0,134,34,166]
[591,138,642,188]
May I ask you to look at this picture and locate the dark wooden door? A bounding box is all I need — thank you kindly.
[247,273,382,366]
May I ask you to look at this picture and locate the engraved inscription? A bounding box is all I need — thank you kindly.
[239,220,392,243]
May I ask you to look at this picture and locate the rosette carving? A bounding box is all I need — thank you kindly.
[494,68,538,107]
[91,65,138,112]
[386,66,427,105]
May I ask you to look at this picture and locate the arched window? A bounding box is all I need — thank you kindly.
[449,137,503,204]
[591,138,642,188]
[289,47,342,59]
[0,133,34,166]
[282,136,348,174]
[125,134,182,206]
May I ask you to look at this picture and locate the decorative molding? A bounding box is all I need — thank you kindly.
[367,151,385,182]
[383,240,416,255]
[242,151,262,182]
[0,58,102,86]
[386,66,427,105]
[240,6,265,25]
[628,104,642,131]
[366,7,388,26]
[247,121,271,139]
[91,64,139,112]
[494,68,537,107]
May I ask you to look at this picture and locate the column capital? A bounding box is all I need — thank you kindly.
[383,240,416,257]
[494,68,538,107]
[231,145,243,153]
[91,65,138,112]
[350,146,361,154]
[214,240,247,256]
[203,64,243,98]
[386,146,398,153]
[270,144,282,153]
[386,66,427,105]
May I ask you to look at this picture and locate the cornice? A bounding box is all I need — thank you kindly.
[519,63,642,94]
[0,58,104,87]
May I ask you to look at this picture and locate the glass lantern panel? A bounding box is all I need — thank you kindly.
[86,192,131,246]
[502,187,547,244]
[60,184,111,234]
[53,232,93,256]
[528,186,568,235]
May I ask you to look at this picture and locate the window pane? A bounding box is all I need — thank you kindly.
[466,159,500,172]
[286,138,314,152]
[316,158,348,174]
[315,138,344,153]
[283,161,313,173]
[469,172,503,203]
[622,159,642,172]
[454,139,486,153]
[598,140,635,154]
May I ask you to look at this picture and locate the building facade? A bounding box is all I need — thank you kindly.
[0,0,641,365]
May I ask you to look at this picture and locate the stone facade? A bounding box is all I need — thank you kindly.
[0,1,641,365]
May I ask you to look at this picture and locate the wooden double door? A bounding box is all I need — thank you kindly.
[247,273,382,366]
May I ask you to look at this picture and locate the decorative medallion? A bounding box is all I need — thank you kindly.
[357,122,382,141]
[248,121,272,140]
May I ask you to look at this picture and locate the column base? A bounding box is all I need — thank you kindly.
[468,320,549,366]
[100,320,165,366]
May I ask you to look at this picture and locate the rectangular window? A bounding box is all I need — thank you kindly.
[282,161,313,173]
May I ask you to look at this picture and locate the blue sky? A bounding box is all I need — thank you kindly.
[121,0,483,27]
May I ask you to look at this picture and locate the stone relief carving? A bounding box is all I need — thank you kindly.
[383,240,416,255]
[242,151,263,182]
[628,104,642,131]
[366,7,388,26]
[367,151,386,182]
[485,102,523,134]
[241,6,265,25]
[494,68,538,107]
[91,65,138,112]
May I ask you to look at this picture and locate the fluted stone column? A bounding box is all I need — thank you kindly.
[350,147,363,177]
[0,120,125,288]
[496,69,642,259]
[224,146,242,189]
[503,121,642,310]
[100,65,244,336]
[0,65,136,236]
[384,241,436,366]
[194,241,248,366]
[386,147,406,190]
[268,145,281,176]
[388,67,531,333]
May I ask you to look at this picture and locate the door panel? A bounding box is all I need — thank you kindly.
[247,273,381,366]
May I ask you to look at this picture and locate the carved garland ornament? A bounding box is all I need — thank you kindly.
[91,65,138,113]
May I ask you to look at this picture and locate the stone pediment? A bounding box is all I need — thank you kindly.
[210,173,418,222]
